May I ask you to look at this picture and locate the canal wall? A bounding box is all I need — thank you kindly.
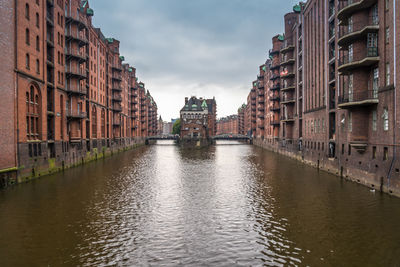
[253,138,400,198]
[0,137,146,188]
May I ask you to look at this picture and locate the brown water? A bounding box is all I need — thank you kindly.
[1,140,400,266]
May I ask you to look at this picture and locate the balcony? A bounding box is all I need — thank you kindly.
[281,97,296,104]
[65,49,86,62]
[271,95,280,102]
[338,90,378,108]
[269,48,280,56]
[338,17,379,46]
[270,106,280,112]
[270,63,280,70]
[280,38,294,53]
[338,47,379,73]
[258,82,264,89]
[65,13,87,29]
[112,75,122,81]
[113,104,122,112]
[280,58,295,66]
[270,83,280,91]
[270,120,280,126]
[65,31,88,46]
[281,115,295,122]
[66,85,87,95]
[281,84,295,92]
[66,110,86,119]
[112,85,122,91]
[270,74,280,81]
[112,64,122,72]
[46,33,54,47]
[257,74,264,80]
[66,67,86,79]
[113,120,121,126]
[46,11,54,26]
[280,70,295,79]
[258,114,264,119]
[112,94,122,102]
[337,0,378,21]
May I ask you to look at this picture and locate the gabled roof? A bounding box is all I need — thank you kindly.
[181,97,204,112]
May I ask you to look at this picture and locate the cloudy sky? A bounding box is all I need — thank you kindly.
[91,0,298,121]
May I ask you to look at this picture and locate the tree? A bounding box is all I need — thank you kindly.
[172,119,181,135]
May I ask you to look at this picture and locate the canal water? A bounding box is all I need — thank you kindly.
[1,140,400,266]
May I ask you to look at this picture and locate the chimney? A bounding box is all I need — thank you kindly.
[185,97,188,104]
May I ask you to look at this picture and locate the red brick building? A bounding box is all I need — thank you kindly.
[180,96,216,140]
[0,0,158,186]
[216,115,238,135]
[237,104,246,135]
[243,0,400,197]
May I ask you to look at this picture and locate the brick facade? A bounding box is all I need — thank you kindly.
[0,0,158,186]
[216,115,238,135]
[242,0,400,197]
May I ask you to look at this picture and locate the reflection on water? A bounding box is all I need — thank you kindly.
[0,140,400,266]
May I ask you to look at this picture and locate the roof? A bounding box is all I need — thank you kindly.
[181,97,205,112]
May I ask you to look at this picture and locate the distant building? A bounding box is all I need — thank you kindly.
[180,96,217,142]
[216,115,238,135]
[163,122,173,135]
[157,116,163,135]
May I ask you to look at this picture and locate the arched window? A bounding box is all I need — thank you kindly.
[36,36,39,51]
[101,109,105,138]
[36,13,39,28]
[26,53,30,69]
[91,106,97,138]
[26,84,41,140]
[25,28,30,45]
[25,3,29,20]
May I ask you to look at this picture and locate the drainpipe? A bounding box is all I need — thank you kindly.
[387,0,397,190]
[14,0,20,173]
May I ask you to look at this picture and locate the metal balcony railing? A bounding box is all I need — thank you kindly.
[66,110,86,119]
[339,16,379,39]
[338,90,378,104]
[65,48,86,61]
[339,47,378,66]
[66,84,87,95]
[281,38,294,52]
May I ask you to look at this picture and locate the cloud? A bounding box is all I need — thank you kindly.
[91,0,298,120]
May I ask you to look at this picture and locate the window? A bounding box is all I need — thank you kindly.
[348,144,351,155]
[386,63,390,86]
[383,147,388,161]
[25,3,29,20]
[26,85,41,139]
[372,4,379,24]
[367,33,378,56]
[25,28,30,45]
[385,0,390,10]
[36,13,39,27]
[348,74,353,101]
[36,59,39,74]
[372,146,376,159]
[348,44,353,62]
[386,27,390,44]
[26,53,30,69]
[348,112,352,132]
[36,36,39,51]
[372,109,377,131]
[383,108,389,131]
[373,68,378,97]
